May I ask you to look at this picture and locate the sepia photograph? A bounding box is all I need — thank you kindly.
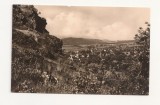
[11,5,150,95]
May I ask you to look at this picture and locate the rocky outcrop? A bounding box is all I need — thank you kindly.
[12,5,63,58]
[13,5,49,34]
[11,5,63,92]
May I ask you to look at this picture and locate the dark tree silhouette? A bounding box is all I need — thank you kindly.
[135,22,150,78]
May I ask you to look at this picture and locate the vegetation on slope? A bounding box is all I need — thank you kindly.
[11,5,149,95]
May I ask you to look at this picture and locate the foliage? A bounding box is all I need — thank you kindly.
[134,22,150,78]
[12,44,149,95]
[134,22,150,49]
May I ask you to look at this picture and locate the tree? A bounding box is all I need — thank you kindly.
[134,22,150,78]
[134,22,150,50]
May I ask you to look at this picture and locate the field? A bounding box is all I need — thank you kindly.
[12,42,149,95]
[11,4,150,95]
[61,43,149,95]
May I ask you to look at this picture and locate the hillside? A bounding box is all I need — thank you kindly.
[11,5,148,94]
[11,5,63,92]
[62,37,115,45]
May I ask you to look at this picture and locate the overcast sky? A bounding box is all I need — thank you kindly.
[35,5,149,41]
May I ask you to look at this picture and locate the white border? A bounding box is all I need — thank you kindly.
[0,0,160,105]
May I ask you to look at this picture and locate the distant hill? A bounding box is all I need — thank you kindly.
[62,37,115,45]
[116,40,135,44]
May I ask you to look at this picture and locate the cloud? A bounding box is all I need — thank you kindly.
[87,22,132,40]
[35,6,149,41]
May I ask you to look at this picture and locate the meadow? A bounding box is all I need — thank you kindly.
[12,42,149,95]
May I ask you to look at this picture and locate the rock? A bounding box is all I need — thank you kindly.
[11,5,63,92]
[13,5,49,34]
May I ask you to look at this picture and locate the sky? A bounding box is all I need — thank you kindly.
[35,5,149,41]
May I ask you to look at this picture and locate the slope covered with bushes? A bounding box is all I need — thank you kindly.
[11,5,63,92]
